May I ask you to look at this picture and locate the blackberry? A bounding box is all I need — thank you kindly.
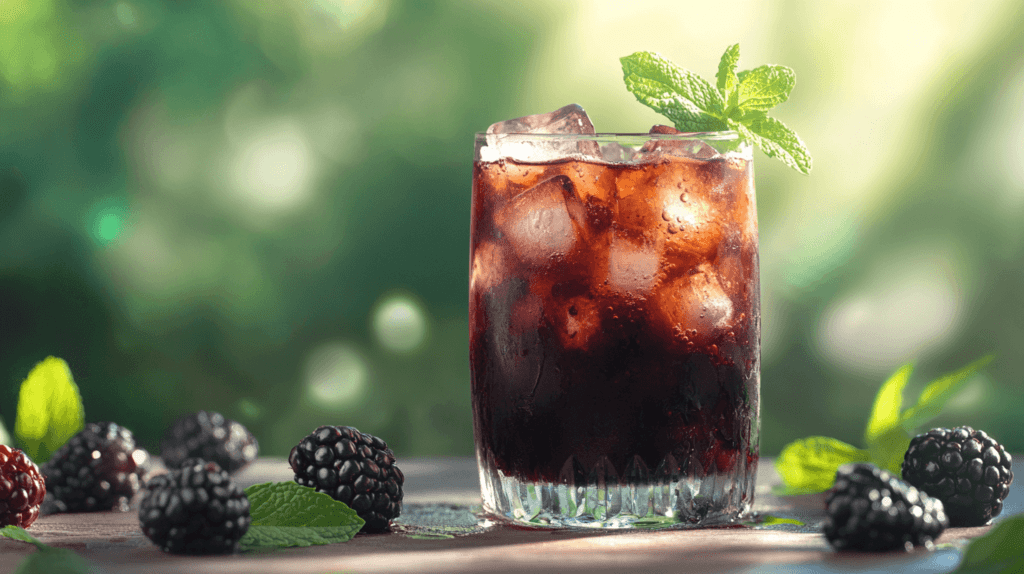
[902,426,1014,526]
[824,463,947,552]
[161,411,258,473]
[40,422,150,513]
[0,445,46,528]
[289,425,404,533]
[139,459,250,554]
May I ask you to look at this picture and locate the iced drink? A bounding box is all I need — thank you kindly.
[470,104,759,527]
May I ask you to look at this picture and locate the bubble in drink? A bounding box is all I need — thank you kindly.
[550,293,605,350]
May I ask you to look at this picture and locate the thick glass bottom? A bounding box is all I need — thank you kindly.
[476,453,757,529]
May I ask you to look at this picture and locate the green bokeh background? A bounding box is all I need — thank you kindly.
[1,0,1022,460]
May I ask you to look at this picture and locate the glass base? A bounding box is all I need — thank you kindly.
[477,454,757,529]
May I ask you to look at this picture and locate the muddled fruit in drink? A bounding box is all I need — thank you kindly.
[470,105,760,491]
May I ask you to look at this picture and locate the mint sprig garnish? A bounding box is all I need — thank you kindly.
[774,354,994,495]
[621,45,812,174]
[239,481,364,552]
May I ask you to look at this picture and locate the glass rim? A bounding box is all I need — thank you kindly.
[474,130,741,140]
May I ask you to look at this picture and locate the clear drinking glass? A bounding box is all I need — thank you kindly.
[469,131,760,528]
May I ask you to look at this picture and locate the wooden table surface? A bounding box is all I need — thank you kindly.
[1,456,1020,574]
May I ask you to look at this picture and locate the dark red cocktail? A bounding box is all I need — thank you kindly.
[470,106,759,527]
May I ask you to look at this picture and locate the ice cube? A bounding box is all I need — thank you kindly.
[650,264,734,350]
[470,240,508,295]
[486,103,596,135]
[612,165,723,273]
[480,104,600,163]
[602,234,661,296]
[660,192,724,270]
[497,175,583,268]
[691,269,734,329]
[600,142,635,162]
[637,125,720,160]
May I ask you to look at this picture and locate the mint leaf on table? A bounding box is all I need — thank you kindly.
[621,44,812,174]
[953,514,1024,573]
[240,525,363,552]
[239,481,364,552]
[1,525,45,547]
[13,357,85,462]
[773,437,871,495]
[13,549,98,574]
[2,526,97,574]
[774,354,994,494]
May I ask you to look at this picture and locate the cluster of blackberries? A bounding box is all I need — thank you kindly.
[140,421,403,554]
[138,411,259,554]
[824,426,1014,552]
[35,411,258,518]
[7,410,404,556]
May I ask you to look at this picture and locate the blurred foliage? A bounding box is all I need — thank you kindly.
[1,0,1023,461]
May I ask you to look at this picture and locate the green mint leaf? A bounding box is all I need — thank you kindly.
[1,525,48,549]
[736,116,813,175]
[404,533,456,540]
[622,74,726,131]
[864,363,913,446]
[621,51,726,121]
[244,481,364,529]
[238,525,363,552]
[238,481,364,551]
[13,549,97,574]
[757,515,805,527]
[2,527,98,574]
[13,357,84,463]
[867,425,912,476]
[899,354,994,432]
[716,43,740,100]
[736,64,795,112]
[954,514,1024,573]
[773,436,871,495]
[621,47,812,174]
